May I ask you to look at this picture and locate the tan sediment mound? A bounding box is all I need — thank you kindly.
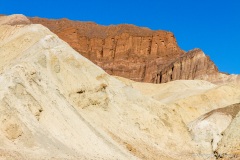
[216,103,240,159]
[0,14,30,25]
[116,77,217,103]
[0,19,134,159]
[117,76,240,123]
[188,103,240,156]
[117,76,240,159]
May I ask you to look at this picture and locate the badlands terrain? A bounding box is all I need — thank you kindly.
[0,14,239,160]
[31,17,240,84]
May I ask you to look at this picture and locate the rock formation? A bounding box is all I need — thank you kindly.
[153,48,217,83]
[30,17,239,84]
[30,17,186,83]
[216,103,240,159]
[189,103,240,159]
[117,77,240,159]
[0,14,30,25]
[0,14,195,160]
[1,14,240,160]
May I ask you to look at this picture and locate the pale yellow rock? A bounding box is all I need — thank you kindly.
[216,103,240,159]
[0,14,30,25]
[188,104,240,154]
[116,76,240,159]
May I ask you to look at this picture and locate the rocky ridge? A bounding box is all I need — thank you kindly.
[30,17,239,84]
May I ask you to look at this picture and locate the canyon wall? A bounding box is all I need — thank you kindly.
[30,17,237,83]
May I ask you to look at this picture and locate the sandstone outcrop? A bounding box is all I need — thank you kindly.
[154,48,217,83]
[216,103,240,159]
[30,17,240,84]
[188,103,240,154]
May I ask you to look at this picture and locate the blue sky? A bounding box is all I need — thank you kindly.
[1,0,239,74]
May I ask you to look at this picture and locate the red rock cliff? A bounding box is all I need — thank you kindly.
[30,17,237,84]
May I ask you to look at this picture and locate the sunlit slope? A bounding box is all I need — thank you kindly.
[0,14,200,160]
[117,76,240,159]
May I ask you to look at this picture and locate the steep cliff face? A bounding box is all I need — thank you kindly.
[30,17,238,84]
[155,49,218,83]
[30,17,187,82]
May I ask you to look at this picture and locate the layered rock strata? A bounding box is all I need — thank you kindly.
[29,17,239,84]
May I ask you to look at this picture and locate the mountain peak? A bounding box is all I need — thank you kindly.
[0,14,30,25]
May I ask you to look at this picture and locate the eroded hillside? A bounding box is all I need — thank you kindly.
[0,14,239,160]
[30,17,240,84]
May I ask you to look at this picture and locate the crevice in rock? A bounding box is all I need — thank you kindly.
[77,90,85,94]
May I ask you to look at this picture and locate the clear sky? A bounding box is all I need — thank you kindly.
[1,0,239,74]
